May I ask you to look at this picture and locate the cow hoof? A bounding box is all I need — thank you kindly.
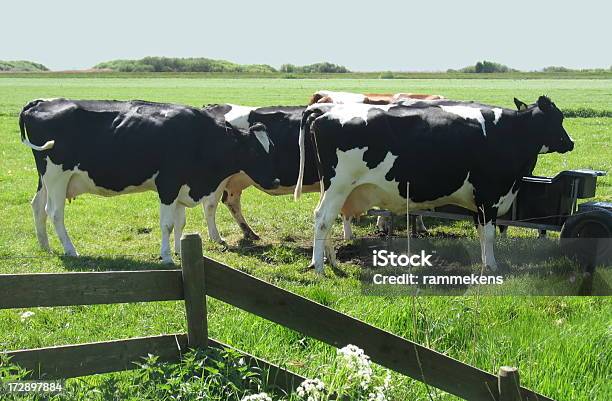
[160,256,175,265]
[300,263,316,273]
[244,232,261,241]
[64,250,79,257]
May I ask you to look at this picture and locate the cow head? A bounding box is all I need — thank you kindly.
[238,122,280,190]
[535,96,574,154]
[516,96,574,154]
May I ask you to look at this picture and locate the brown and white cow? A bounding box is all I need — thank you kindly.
[308,90,444,105]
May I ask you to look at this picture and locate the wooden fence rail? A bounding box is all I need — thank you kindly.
[4,334,306,391]
[203,256,553,401]
[0,233,557,401]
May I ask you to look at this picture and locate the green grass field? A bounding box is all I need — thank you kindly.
[0,77,610,400]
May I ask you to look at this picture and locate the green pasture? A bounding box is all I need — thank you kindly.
[0,77,610,400]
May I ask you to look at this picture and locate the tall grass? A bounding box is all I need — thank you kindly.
[0,77,610,400]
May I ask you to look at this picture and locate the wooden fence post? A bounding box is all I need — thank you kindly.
[180,233,208,349]
[498,366,522,401]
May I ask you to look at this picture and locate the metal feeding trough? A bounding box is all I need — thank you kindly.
[368,169,612,267]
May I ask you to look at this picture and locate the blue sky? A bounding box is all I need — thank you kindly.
[1,0,610,71]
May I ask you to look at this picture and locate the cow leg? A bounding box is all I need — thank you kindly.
[415,215,428,233]
[31,177,50,251]
[202,188,225,244]
[498,225,508,238]
[222,190,259,240]
[45,174,77,257]
[311,190,348,273]
[376,215,388,234]
[173,204,186,255]
[159,201,178,264]
[476,223,497,269]
[325,236,338,268]
[342,215,354,240]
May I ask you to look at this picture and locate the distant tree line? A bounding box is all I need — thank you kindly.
[447,60,517,73]
[279,62,350,73]
[93,57,277,73]
[541,65,612,73]
[93,57,351,73]
[0,60,48,72]
[448,61,612,74]
[2,57,610,74]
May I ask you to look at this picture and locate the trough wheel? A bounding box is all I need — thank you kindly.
[560,208,612,270]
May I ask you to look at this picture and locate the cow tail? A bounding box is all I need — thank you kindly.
[294,107,323,200]
[293,111,309,200]
[20,102,55,151]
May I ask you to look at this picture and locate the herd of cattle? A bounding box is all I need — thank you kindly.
[19,90,574,272]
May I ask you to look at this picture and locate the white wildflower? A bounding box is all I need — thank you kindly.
[20,311,35,322]
[383,372,391,390]
[367,389,387,401]
[241,393,272,401]
[296,378,325,401]
[337,344,373,388]
[366,373,391,401]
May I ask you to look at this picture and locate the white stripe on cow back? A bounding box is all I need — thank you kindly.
[440,105,488,136]
[224,104,256,130]
[316,90,367,104]
[326,103,394,126]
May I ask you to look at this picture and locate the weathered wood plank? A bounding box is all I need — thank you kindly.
[204,257,555,401]
[0,270,184,309]
[3,335,306,393]
[181,234,208,349]
[4,334,188,378]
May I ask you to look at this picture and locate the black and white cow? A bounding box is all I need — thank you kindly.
[203,100,432,242]
[202,103,361,240]
[295,96,574,273]
[20,98,279,263]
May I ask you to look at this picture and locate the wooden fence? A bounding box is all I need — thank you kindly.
[0,233,556,401]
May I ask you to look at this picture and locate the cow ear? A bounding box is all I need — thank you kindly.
[537,96,553,112]
[514,98,529,111]
[249,123,271,153]
[248,122,267,134]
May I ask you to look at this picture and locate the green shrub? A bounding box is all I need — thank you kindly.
[542,66,573,73]
[0,60,48,72]
[454,60,516,73]
[379,71,395,79]
[94,57,277,73]
[280,62,350,73]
